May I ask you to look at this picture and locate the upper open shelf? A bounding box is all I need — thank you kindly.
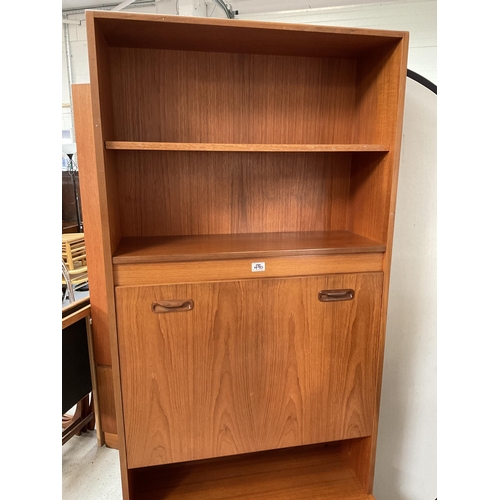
[92,11,405,58]
[106,142,390,153]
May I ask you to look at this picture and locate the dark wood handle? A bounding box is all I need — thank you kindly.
[151,299,194,313]
[318,289,354,302]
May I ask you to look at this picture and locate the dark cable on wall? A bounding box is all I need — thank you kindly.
[407,69,437,94]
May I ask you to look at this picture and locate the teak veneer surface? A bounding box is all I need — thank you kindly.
[93,10,403,59]
[109,48,357,144]
[115,273,382,468]
[114,151,354,237]
[112,231,385,264]
[113,254,384,287]
[130,443,374,500]
[106,142,389,152]
[72,84,113,366]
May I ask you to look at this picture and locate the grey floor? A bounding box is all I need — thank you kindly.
[62,430,122,499]
[62,288,90,308]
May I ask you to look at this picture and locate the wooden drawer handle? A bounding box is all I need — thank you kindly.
[151,299,194,313]
[318,289,354,302]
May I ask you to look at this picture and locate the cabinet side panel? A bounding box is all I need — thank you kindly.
[350,41,407,245]
[91,19,122,255]
[116,151,351,237]
[346,35,409,493]
[95,364,118,435]
[348,152,392,244]
[356,44,403,145]
[72,83,112,367]
[116,273,382,469]
[87,12,129,498]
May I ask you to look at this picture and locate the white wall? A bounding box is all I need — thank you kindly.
[62,0,178,138]
[235,0,437,85]
[61,3,437,499]
[375,78,436,500]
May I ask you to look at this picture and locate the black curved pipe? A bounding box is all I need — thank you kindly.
[407,69,437,95]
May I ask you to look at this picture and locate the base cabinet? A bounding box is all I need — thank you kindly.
[116,273,382,469]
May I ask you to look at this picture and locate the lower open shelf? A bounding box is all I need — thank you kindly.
[113,230,385,264]
[129,442,374,500]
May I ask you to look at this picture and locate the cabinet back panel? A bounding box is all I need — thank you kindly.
[115,151,351,237]
[109,48,357,144]
[115,273,382,468]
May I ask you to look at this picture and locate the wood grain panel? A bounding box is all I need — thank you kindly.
[91,25,122,255]
[87,12,130,498]
[93,10,404,58]
[72,83,112,366]
[113,253,384,286]
[349,36,410,493]
[348,44,407,245]
[348,153,392,245]
[112,231,385,264]
[95,364,117,435]
[109,48,357,144]
[129,442,374,500]
[104,432,119,449]
[115,151,351,237]
[106,142,389,152]
[115,273,382,468]
[356,46,403,146]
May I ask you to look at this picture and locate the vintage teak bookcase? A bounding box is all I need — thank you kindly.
[82,10,408,499]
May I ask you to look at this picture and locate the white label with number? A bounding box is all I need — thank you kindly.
[252,262,266,272]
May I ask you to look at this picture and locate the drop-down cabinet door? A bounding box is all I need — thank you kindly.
[115,272,383,469]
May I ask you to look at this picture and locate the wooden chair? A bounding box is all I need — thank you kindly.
[62,233,88,301]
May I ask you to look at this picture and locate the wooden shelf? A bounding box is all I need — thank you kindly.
[91,11,404,58]
[106,142,390,153]
[129,443,374,500]
[112,231,385,264]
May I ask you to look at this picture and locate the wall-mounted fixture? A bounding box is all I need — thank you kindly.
[212,0,237,18]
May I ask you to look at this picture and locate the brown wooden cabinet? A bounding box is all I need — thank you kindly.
[81,10,408,499]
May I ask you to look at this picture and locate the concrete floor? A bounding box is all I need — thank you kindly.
[62,430,121,499]
[62,288,89,308]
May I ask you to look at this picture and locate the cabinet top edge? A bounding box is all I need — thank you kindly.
[86,10,409,41]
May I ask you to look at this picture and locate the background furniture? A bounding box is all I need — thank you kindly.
[82,11,408,499]
[62,233,88,302]
[62,154,83,234]
[62,296,103,446]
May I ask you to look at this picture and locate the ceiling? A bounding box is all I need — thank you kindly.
[62,0,123,10]
[62,0,410,14]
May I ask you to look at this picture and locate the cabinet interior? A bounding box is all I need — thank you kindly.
[127,440,373,500]
[92,27,404,259]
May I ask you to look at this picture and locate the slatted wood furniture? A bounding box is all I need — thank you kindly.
[62,233,86,270]
[82,11,408,499]
[62,233,88,289]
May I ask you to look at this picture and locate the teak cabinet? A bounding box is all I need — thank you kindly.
[82,10,408,499]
